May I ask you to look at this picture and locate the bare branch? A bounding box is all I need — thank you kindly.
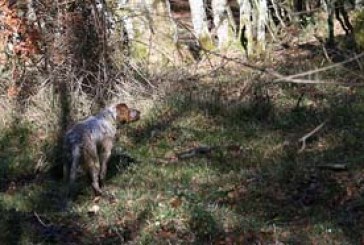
[34,212,51,228]
[298,120,328,153]
[273,52,364,81]
[204,49,364,86]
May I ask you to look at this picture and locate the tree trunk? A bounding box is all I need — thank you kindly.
[256,0,268,53]
[326,0,335,46]
[189,0,214,49]
[117,0,135,41]
[150,0,179,63]
[238,0,253,56]
[271,0,286,27]
[119,0,177,63]
[212,0,229,48]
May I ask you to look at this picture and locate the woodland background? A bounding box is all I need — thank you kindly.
[0,0,364,244]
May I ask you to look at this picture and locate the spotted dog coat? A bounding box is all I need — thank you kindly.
[64,103,140,195]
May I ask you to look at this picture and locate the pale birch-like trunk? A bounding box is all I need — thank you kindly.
[256,0,267,53]
[117,0,177,62]
[117,0,135,41]
[238,0,253,56]
[271,0,286,27]
[355,0,364,8]
[189,0,213,49]
[147,0,178,63]
[212,0,229,48]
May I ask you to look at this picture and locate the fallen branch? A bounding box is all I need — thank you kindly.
[273,52,364,82]
[204,49,364,86]
[154,146,214,164]
[298,120,328,152]
[34,212,51,228]
[176,146,213,159]
[316,163,348,171]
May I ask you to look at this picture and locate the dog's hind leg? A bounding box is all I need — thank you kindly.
[84,144,103,196]
[99,138,113,187]
[90,166,102,196]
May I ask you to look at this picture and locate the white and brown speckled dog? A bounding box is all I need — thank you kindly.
[64,103,140,196]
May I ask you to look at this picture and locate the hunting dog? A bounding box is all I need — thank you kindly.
[64,103,140,196]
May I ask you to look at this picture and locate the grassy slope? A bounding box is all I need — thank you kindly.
[1,44,364,244]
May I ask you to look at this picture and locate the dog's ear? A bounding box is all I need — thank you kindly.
[115,103,129,123]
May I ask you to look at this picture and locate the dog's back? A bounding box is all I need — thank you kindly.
[65,114,116,148]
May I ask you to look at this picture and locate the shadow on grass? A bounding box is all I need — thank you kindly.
[125,78,364,243]
[0,82,95,243]
[106,146,139,180]
[0,200,88,244]
[0,122,35,191]
[0,120,85,243]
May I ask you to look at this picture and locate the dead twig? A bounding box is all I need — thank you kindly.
[154,146,214,164]
[316,163,348,171]
[204,49,364,86]
[176,146,213,159]
[34,211,51,228]
[298,120,328,152]
[273,52,364,82]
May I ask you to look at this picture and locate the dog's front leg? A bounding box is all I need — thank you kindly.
[99,138,113,187]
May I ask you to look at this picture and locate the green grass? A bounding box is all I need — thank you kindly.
[1,71,364,244]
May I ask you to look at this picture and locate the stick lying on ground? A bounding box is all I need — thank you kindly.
[298,120,328,152]
[176,146,213,159]
[315,164,348,171]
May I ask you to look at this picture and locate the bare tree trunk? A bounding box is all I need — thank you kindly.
[335,0,354,35]
[256,0,267,53]
[212,0,229,48]
[189,0,214,49]
[271,0,286,27]
[149,0,179,63]
[238,0,253,56]
[355,0,363,8]
[117,0,135,41]
[117,0,177,63]
[326,0,335,46]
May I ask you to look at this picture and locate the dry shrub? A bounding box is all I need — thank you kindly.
[0,66,161,176]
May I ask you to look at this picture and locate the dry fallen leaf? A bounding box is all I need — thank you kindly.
[7,85,20,98]
[108,196,119,205]
[169,197,182,208]
[93,196,101,203]
[88,204,100,215]
[157,230,176,239]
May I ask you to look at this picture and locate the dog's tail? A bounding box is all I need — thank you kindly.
[63,144,80,200]
[69,146,81,184]
[63,139,70,183]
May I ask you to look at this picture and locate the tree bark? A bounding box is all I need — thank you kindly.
[189,0,213,49]
[256,0,267,53]
[212,0,229,48]
[326,0,335,46]
[238,0,253,56]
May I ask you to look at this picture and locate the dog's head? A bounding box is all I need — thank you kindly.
[115,103,140,124]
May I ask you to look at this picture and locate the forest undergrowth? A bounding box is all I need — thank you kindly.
[1,28,364,244]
